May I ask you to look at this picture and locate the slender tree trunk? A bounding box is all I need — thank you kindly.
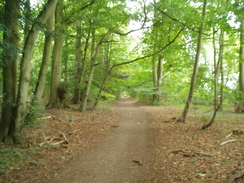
[79,28,96,112]
[152,55,157,102]
[218,29,224,110]
[220,57,224,109]
[72,21,83,103]
[79,29,112,111]
[92,42,112,109]
[12,0,58,144]
[23,0,31,44]
[0,0,20,144]
[75,21,93,103]
[202,29,224,129]
[34,15,54,103]
[212,27,218,110]
[152,55,163,103]
[25,14,54,123]
[236,20,244,113]
[46,0,65,108]
[177,0,207,122]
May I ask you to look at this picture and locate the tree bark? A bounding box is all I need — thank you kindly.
[23,0,31,44]
[72,21,92,104]
[46,0,65,109]
[0,0,20,144]
[34,15,54,103]
[236,20,244,113]
[79,28,96,112]
[79,29,112,111]
[202,29,223,130]
[92,41,112,109]
[177,0,208,122]
[152,56,163,103]
[13,0,58,144]
[72,21,83,104]
[25,14,54,123]
[218,29,224,110]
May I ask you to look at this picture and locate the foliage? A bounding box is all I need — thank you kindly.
[0,146,47,177]
[25,99,45,127]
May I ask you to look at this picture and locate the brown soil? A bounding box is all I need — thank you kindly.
[1,98,244,183]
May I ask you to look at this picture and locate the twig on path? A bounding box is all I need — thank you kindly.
[225,130,244,139]
[132,160,143,165]
[220,139,244,145]
[170,150,220,157]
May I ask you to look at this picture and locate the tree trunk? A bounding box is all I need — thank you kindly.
[79,28,96,112]
[202,29,223,130]
[46,0,65,108]
[0,0,20,144]
[25,14,54,124]
[23,0,31,44]
[72,21,83,104]
[92,41,112,109]
[34,15,54,103]
[152,56,163,103]
[177,0,208,122]
[74,21,92,103]
[218,29,224,110]
[11,0,58,144]
[236,20,244,113]
[79,29,112,111]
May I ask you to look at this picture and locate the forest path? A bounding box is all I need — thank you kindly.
[53,98,158,183]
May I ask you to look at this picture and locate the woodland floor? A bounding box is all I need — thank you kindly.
[1,98,244,182]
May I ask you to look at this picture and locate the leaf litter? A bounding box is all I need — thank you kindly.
[0,103,244,183]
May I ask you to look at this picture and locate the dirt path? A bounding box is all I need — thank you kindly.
[53,98,158,183]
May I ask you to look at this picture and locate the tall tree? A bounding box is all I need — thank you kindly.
[202,28,224,130]
[72,20,92,104]
[236,20,244,113]
[177,0,208,122]
[25,14,55,123]
[0,0,20,144]
[5,0,58,144]
[46,0,65,108]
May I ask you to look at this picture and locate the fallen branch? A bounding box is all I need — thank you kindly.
[226,166,244,183]
[225,132,233,139]
[40,115,53,120]
[68,129,77,135]
[39,132,69,146]
[220,139,244,145]
[60,132,69,144]
[225,130,244,139]
[171,150,220,157]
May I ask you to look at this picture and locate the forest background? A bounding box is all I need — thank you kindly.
[0,0,244,144]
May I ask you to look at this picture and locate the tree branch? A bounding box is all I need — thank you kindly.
[64,0,97,24]
[109,26,185,71]
[152,3,214,36]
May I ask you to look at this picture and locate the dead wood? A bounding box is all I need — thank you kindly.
[226,166,244,183]
[132,160,143,165]
[225,130,244,139]
[170,150,220,157]
[39,132,69,146]
[220,139,244,145]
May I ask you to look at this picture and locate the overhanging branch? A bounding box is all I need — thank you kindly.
[152,3,214,36]
[109,26,185,72]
